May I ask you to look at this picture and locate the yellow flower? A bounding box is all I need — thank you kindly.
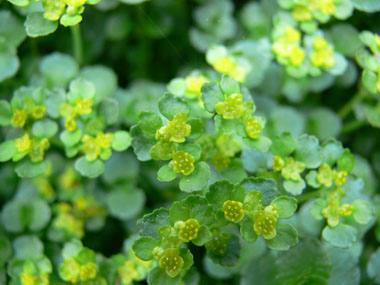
[185,75,208,98]
[80,262,97,281]
[15,133,32,153]
[212,56,236,74]
[210,152,230,170]
[376,66,380,92]
[32,106,46,119]
[272,156,285,171]
[175,219,201,242]
[159,249,184,278]
[60,258,80,283]
[95,132,114,149]
[156,112,191,143]
[20,273,35,285]
[222,200,244,223]
[289,46,305,66]
[253,205,279,239]
[81,135,101,161]
[292,6,312,21]
[317,163,333,187]
[215,93,245,120]
[333,170,347,186]
[12,109,28,127]
[171,151,195,176]
[118,261,139,284]
[75,98,93,115]
[313,36,328,50]
[59,103,76,118]
[284,27,301,44]
[245,117,262,139]
[42,0,66,21]
[65,0,87,7]
[281,158,305,181]
[319,0,335,15]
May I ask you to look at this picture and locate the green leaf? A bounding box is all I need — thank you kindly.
[31,119,58,139]
[0,11,26,47]
[40,53,78,87]
[29,199,51,231]
[0,100,12,126]
[179,162,210,193]
[111,130,131,152]
[148,267,182,285]
[169,201,190,223]
[200,82,224,113]
[179,143,202,161]
[68,77,96,101]
[320,139,343,166]
[365,105,380,128]
[25,12,58,37]
[337,149,355,172]
[100,98,119,124]
[158,93,189,120]
[60,128,82,147]
[60,14,82,27]
[240,177,278,205]
[15,160,48,178]
[329,24,363,57]
[206,180,234,207]
[130,125,155,161]
[2,201,24,233]
[306,108,342,141]
[276,238,331,284]
[0,140,16,162]
[220,75,240,95]
[80,66,117,104]
[362,70,378,94]
[240,218,258,242]
[352,200,372,224]
[270,132,296,157]
[138,111,162,138]
[106,187,145,220]
[351,0,380,12]
[295,134,321,169]
[167,78,186,96]
[192,225,212,246]
[305,171,321,189]
[284,179,306,196]
[243,136,272,153]
[266,223,298,251]
[13,235,44,260]
[0,235,11,266]
[0,50,19,82]
[137,208,171,239]
[157,164,177,182]
[368,247,380,283]
[271,196,297,219]
[74,157,105,178]
[132,237,157,261]
[322,224,357,248]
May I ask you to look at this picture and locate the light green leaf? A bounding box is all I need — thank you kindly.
[111,131,131,152]
[351,0,380,12]
[192,225,212,246]
[158,93,189,120]
[0,100,12,126]
[295,134,321,169]
[100,98,119,124]
[352,200,372,224]
[32,119,58,138]
[284,179,306,196]
[200,82,225,113]
[241,177,278,205]
[337,149,354,172]
[271,196,297,219]
[60,128,82,147]
[220,75,240,95]
[157,164,177,182]
[74,157,105,178]
[322,224,357,248]
[15,160,48,178]
[138,111,162,138]
[148,267,182,285]
[266,223,298,251]
[240,218,258,243]
[106,187,145,220]
[0,140,16,162]
[270,132,296,157]
[243,136,272,153]
[132,236,157,261]
[25,12,58,37]
[40,52,78,87]
[179,162,210,193]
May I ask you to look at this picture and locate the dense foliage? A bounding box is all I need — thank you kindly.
[1,0,380,284]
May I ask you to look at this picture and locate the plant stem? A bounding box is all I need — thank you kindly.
[338,92,363,119]
[341,120,366,134]
[71,25,83,66]
[297,190,321,203]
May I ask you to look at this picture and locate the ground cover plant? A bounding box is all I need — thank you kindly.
[1,0,380,284]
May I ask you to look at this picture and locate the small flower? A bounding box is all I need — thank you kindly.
[310,36,336,69]
[333,170,347,186]
[253,205,279,240]
[205,229,230,256]
[64,118,77,132]
[216,134,241,157]
[243,191,262,215]
[20,273,35,285]
[80,262,97,281]
[171,151,195,176]
[215,93,246,120]
[210,152,230,170]
[32,106,46,119]
[156,112,191,143]
[59,258,80,283]
[81,135,101,161]
[75,98,93,115]
[15,133,32,153]
[175,218,201,242]
[281,158,305,181]
[185,75,209,98]
[292,6,312,21]
[317,163,333,187]
[159,248,184,278]
[95,132,114,149]
[245,117,262,139]
[12,109,28,127]
[272,156,285,171]
[118,261,139,284]
[222,200,244,223]
[322,199,354,227]
[43,0,66,21]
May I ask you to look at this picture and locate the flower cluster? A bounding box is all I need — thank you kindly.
[206,45,251,82]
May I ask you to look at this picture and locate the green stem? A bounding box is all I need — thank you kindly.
[341,120,366,134]
[71,25,83,66]
[338,92,363,119]
[297,190,322,203]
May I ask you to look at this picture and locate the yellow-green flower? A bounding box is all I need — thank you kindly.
[80,262,97,281]
[317,163,333,187]
[15,133,32,153]
[272,156,285,171]
[156,112,191,143]
[159,249,184,278]
[222,200,244,223]
[12,109,28,127]
[171,151,195,176]
[333,170,347,186]
[215,93,246,120]
[253,205,279,240]
[245,117,262,139]
[281,158,305,181]
[175,218,200,242]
